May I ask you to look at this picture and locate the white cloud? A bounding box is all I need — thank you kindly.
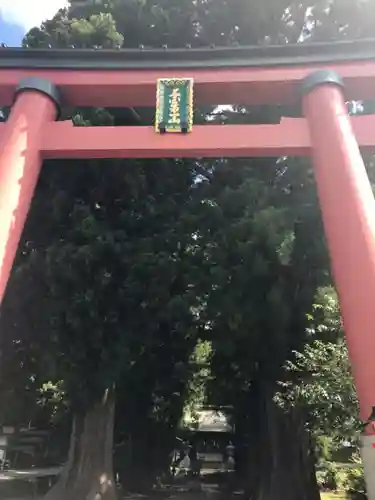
[0,0,68,31]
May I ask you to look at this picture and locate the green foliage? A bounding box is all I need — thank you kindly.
[316,462,339,491]
[317,455,366,499]
[344,454,366,500]
[279,339,358,434]
[37,381,68,423]
[26,161,203,411]
[184,340,212,416]
[24,10,123,49]
[276,288,359,441]
[22,0,375,51]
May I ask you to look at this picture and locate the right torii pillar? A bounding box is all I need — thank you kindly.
[302,70,375,498]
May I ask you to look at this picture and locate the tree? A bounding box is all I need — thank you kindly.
[4,10,206,493]
[277,288,359,453]
[195,151,325,500]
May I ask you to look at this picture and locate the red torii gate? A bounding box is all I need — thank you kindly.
[1,39,375,494]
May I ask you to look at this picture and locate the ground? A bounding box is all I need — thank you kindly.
[0,492,348,499]
[0,469,347,500]
[320,493,346,500]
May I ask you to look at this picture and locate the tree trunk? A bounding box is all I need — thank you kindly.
[44,387,117,500]
[243,381,320,500]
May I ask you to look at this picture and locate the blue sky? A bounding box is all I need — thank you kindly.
[0,0,68,46]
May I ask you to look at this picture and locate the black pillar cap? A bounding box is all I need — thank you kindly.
[361,406,375,431]
[367,406,375,422]
[300,69,344,97]
[15,77,61,119]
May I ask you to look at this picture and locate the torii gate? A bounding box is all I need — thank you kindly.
[1,39,375,495]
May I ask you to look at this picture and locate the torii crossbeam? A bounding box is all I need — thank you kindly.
[1,39,375,496]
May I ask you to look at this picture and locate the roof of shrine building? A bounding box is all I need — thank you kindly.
[1,38,375,70]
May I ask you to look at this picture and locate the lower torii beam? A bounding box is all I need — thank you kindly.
[1,116,375,159]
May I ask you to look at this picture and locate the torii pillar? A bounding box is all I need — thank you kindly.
[0,77,60,302]
[302,70,375,499]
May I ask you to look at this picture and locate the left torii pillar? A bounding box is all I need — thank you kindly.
[0,77,60,303]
